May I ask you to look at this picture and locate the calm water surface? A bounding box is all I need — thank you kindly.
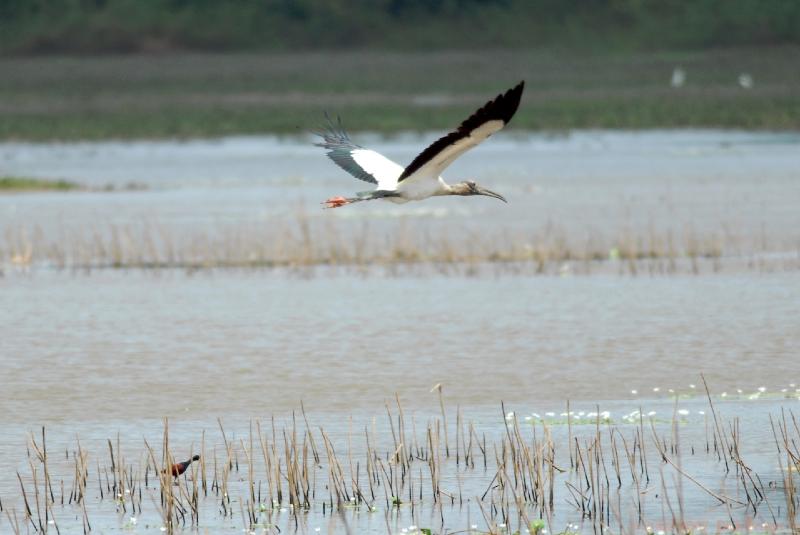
[1,130,799,251]
[2,270,798,423]
[1,131,799,532]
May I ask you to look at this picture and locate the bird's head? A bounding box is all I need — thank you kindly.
[191,454,200,462]
[452,180,507,203]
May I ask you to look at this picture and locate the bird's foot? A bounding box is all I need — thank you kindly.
[322,196,351,209]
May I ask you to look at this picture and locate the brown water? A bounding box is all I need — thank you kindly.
[1,131,799,532]
[2,270,799,424]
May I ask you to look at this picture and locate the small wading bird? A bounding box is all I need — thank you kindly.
[317,81,525,208]
[164,454,200,479]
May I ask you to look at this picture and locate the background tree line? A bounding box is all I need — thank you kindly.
[1,0,799,55]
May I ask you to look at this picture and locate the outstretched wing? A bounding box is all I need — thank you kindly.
[398,81,525,184]
[315,114,403,190]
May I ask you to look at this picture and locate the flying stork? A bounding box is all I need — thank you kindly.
[317,81,525,208]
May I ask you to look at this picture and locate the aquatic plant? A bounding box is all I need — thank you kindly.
[2,387,799,534]
[2,214,795,276]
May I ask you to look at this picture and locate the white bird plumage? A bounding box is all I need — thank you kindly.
[316,81,525,208]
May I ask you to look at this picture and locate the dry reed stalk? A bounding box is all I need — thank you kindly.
[199,430,208,497]
[319,429,350,507]
[300,402,321,464]
[256,419,275,509]
[4,506,21,535]
[647,419,743,507]
[364,425,377,503]
[240,435,256,526]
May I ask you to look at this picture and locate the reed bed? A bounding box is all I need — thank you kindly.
[2,217,798,277]
[2,387,799,534]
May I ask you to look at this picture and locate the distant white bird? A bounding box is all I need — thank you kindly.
[738,73,754,89]
[671,67,686,88]
[316,81,525,208]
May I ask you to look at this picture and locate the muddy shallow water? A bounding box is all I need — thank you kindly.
[1,270,799,423]
[1,130,799,532]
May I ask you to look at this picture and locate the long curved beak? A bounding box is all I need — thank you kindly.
[477,187,507,203]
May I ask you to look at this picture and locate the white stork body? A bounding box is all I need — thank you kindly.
[316,81,525,207]
[347,148,446,203]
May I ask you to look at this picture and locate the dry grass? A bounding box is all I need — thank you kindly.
[2,215,798,277]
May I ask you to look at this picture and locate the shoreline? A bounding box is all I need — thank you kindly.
[2,47,799,141]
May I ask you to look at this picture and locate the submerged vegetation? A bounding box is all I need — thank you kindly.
[2,387,800,533]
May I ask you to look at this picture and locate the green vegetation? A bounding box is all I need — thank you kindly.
[0,2,797,139]
[0,176,79,191]
[1,0,799,55]
[1,47,799,140]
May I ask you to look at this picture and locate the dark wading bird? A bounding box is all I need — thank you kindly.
[165,454,200,478]
[317,81,525,208]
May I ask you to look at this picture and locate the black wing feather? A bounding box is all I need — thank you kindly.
[314,113,378,185]
[397,81,525,183]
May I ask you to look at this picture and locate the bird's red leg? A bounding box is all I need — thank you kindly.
[322,196,365,209]
[322,196,350,209]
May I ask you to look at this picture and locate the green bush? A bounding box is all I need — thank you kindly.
[1,0,799,55]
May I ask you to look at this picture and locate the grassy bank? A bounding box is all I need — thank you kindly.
[1,47,799,140]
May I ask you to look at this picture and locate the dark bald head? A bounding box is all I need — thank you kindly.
[450,180,507,202]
